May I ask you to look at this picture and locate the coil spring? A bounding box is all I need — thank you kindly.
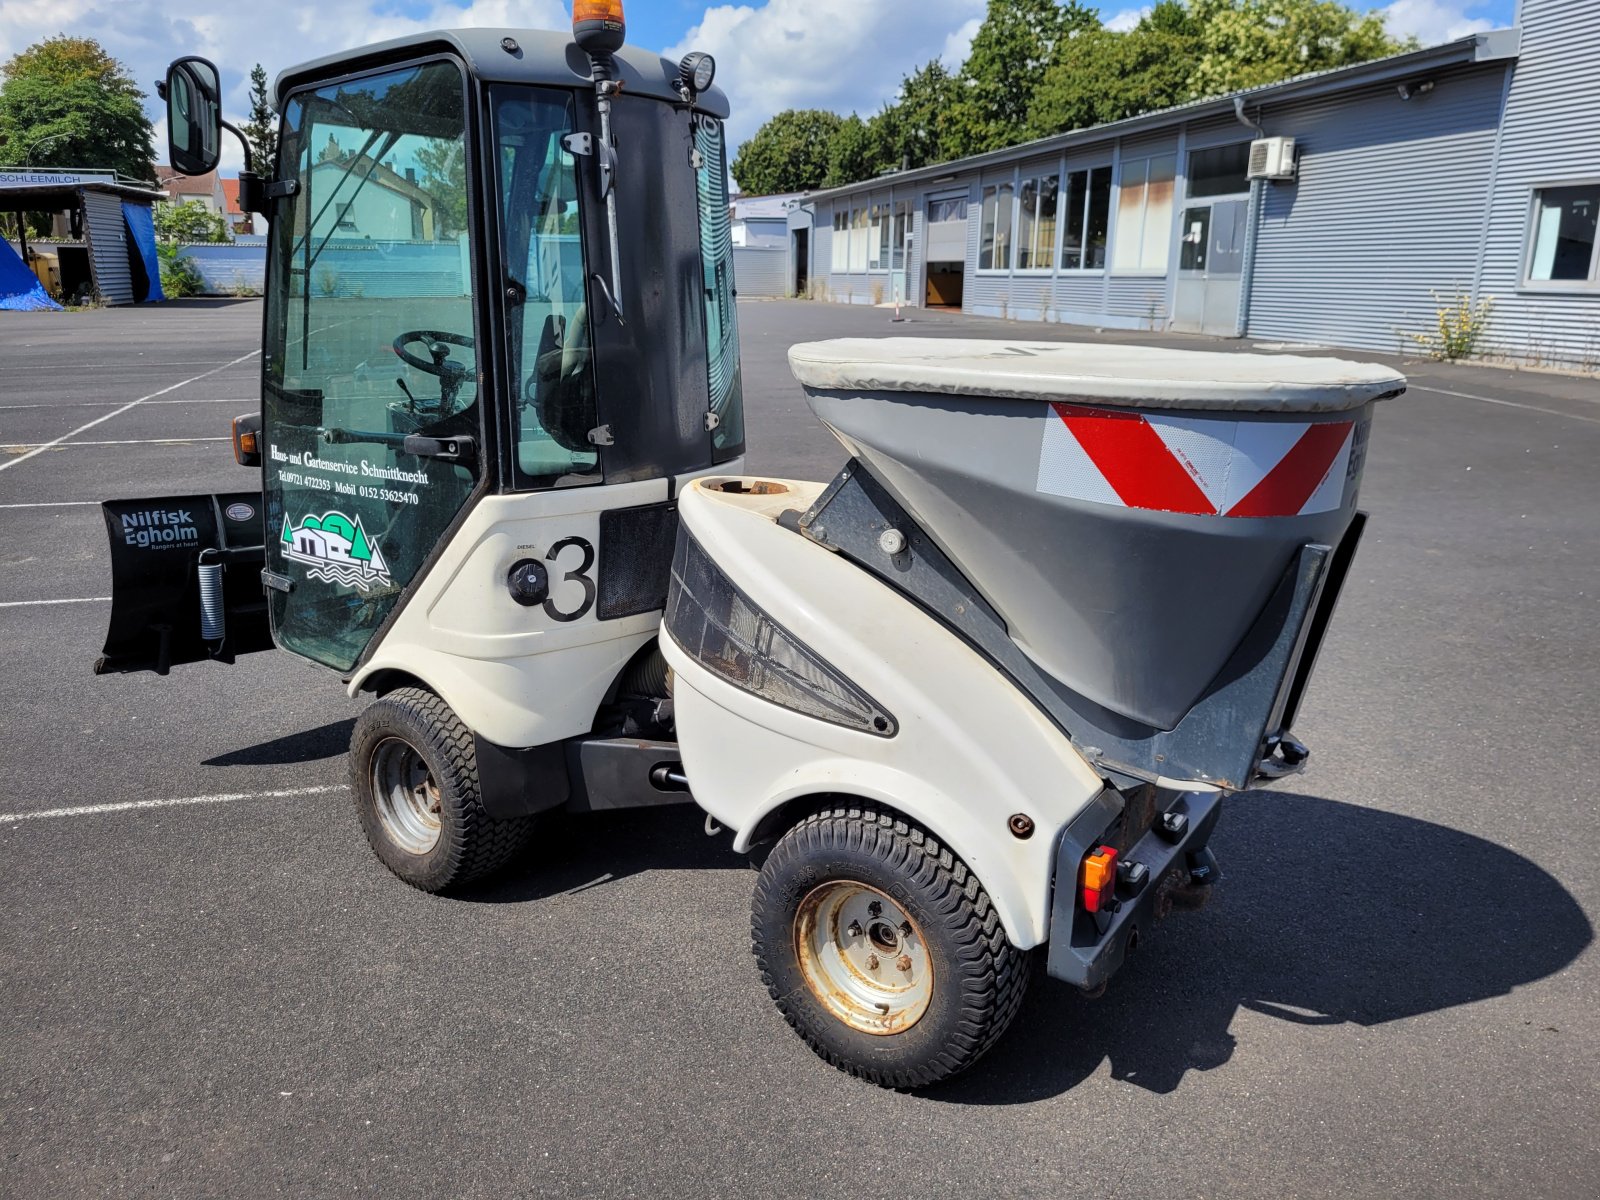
[197,561,225,642]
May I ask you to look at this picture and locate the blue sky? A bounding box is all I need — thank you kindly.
[0,1,1520,172]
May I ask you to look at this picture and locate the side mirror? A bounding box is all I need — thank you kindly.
[165,56,223,176]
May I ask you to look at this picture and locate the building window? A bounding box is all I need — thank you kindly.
[1526,184,1599,286]
[979,181,1014,271]
[1187,142,1251,198]
[1017,173,1059,271]
[1111,153,1176,273]
[1061,166,1112,270]
[849,204,870,272]
[928,197,967,224]
[869,202,890,271]
[831,210,848,272]
[891,200,910,271]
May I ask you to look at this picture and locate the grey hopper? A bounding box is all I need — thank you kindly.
[789,338,1405,731]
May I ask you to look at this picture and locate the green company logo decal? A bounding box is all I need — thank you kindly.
[280,510,391,591]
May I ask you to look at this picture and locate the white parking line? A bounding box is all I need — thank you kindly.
[3,437,230,451]
[0,597,111,607]
[0,501,102,509]
[1410,385,1600,427]
[0,785,348,825]
[0,397,256,411]
[0,351,259,475]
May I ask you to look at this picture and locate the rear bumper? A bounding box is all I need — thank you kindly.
[1046,788,1223,990]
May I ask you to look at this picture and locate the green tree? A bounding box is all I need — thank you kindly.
[153,201,229,243]
[823,114,884,188]
[731,108,843,194]
[1025,22,1200,136]
[1188,0,1413,95]
[944,0,1099,158]
[242,63,278,174]
[870,61,961,172]
[415,137,468,237]
[0,36,154,181]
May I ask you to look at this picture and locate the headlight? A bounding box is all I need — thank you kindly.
[665,527,896,737]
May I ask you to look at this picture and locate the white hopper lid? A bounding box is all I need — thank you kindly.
[788,338,1406,412]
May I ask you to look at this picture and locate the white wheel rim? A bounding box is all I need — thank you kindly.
[370,737,441,855]
[794,881,933,1035]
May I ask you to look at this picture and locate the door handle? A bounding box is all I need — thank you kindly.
[402,434,476,464]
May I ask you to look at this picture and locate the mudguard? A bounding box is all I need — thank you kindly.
[95,492,275,675]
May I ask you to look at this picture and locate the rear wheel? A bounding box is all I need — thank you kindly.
[349,687,533,893]
[751,803,1029,1088]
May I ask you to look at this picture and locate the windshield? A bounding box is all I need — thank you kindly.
[262,59,480,671]
[492,85,598,487]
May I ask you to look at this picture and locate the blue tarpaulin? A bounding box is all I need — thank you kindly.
[0,236,62,311]
[122,201,164,303]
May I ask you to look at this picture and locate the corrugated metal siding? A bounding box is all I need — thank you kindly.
[732,246,788,297]
[1475,0,1600,368]
[1247,65,1506,351]
[1106,276,1170,322]
[180,244,266,293]
[81,189,131,305]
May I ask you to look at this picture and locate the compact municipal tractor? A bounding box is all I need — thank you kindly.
[98,3,1404,1086]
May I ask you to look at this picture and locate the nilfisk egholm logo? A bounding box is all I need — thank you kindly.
[280,510,391,591]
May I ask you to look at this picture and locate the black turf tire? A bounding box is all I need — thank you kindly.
[751,802,1030,1089]
[349,687,533,893]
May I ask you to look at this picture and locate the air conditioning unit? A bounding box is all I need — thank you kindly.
[1248,136,1297,182]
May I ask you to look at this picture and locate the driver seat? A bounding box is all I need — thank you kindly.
[527,308,596,456]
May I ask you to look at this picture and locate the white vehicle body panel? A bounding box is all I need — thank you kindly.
[661,477,1107,949]
[349,463,740,748]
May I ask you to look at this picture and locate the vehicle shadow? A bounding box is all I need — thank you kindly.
[930,790,1593,1105]
[203,719,356,766]
[456,803,751,905]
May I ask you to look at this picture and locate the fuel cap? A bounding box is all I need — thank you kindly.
[507,558,549,607]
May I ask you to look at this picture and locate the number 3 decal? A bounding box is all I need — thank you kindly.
[543,536,596,623]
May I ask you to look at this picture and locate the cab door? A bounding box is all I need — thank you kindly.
[261,57,487,674]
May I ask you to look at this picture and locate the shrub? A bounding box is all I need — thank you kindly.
[157,242,204,297]
[1405,289,1494,361]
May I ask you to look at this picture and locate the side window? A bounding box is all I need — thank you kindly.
[493,87,600,487]
[1525,184,1599,287]
[694,115,745,460]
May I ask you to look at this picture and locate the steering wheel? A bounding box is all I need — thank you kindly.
[393,329,474,376]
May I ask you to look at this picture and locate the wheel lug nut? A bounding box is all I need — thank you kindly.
[867,901,883,917]
[896,954,913,972]
[865,953,880,970]
[846,921,863,937]
[900,921,913,937]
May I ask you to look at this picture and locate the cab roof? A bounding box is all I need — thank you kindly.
[274,27,730,118]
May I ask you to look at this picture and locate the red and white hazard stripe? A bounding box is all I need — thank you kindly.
[1036,402,1355,518]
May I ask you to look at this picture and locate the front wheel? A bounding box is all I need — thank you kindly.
[349,687,533,893]
[751,803,1030,1088]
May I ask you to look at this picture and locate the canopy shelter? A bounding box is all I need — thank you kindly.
[0,171,167,307]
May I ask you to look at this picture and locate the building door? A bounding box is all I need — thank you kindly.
[1172,197,1248,335]
[793,227,808,295]
[923,194,967,308]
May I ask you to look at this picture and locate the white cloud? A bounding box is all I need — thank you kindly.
[665,1,986,153]
[1102,6,1151,33]
[940,16,983,70]
[1378,1,1497,45]
[0,1,569,173]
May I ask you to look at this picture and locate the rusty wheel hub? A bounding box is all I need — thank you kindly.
[794,881,933,1035]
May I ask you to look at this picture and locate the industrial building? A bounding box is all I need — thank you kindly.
[788,0,1598,368]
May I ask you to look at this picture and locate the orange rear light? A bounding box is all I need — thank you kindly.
[572,0,625,27]
[1080,845,1119,914]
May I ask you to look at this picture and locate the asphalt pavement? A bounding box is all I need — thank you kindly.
[2,297,1597,1198]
